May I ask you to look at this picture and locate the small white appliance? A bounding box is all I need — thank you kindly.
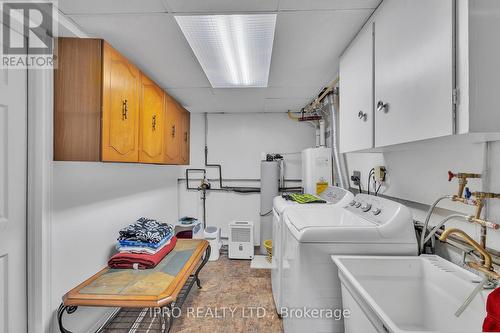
[301,147,332,195]
[271,186,354,315]
[281,194,418,333]
[228,221,254,259]
[204,226,222,261]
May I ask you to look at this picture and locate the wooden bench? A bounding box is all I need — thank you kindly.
[58,239,210,333]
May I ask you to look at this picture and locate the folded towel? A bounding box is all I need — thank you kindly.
[117,239,171,255]
[118,217,173,244]
[118,231,172,249]
[108,237,177,270]
[284,193,327,204]
[484,288,500,332]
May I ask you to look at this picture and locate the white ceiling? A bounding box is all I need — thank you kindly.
[57,0,380,113]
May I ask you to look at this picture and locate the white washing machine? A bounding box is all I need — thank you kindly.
[281,194,418,333]
[271,187,353,315]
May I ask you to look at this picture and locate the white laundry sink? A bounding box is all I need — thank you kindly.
[332,255,490,333]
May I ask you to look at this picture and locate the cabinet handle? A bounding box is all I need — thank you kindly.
[121,99,128,120]
[171,125,176,138]
[357,111,367,121]
[152,115,157,131]
[377,101,389,113]
[184,132,188,142]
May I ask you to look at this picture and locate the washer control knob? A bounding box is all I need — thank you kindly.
[349,200,356,206]
[355,202,362,208]
[372,207,382,215]
[361,203,372,212]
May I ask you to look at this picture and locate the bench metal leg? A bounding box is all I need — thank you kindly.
[57,303,78,333]
[159,304,173,333]
[194,245,211,289]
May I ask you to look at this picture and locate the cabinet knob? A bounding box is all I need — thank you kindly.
[121,99,128,120]
[357,111,367,121]
[377,101,389,113]
[184,132,188,142]
[171,125,176,138]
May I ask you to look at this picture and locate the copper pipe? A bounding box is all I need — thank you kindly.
[439,228,492,270]
[449,172,481,197]
[469,217,500,230]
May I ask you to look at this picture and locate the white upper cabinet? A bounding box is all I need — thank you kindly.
[374,0,455,147]
[456,0,500,135]
[338,0,500,153]
[339,23,374,153]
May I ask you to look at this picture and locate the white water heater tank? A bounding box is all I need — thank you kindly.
[301,147,332,195]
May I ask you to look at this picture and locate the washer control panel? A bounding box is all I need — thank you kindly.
[345,194,402,225]
[320,186,350,204]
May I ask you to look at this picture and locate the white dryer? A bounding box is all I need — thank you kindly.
[271,187,353,315]
[281,194,418,333]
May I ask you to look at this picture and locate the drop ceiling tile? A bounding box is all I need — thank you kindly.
[70,13,211,88]
[166,0,279,13]
[58,0,167,15]
[212,88,266,110]
[279,0,381,11]
[167,88,217,108]
[265,86,320,99]
[264,98,311,112]
[268,9,373,87]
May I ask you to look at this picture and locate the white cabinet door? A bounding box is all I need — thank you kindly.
[0,35,28,332]
[339,23,374,153]
[374,0,454,147]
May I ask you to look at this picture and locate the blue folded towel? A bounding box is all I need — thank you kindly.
[118,217,174,244]
[118,232,172,249]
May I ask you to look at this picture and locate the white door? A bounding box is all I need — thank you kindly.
[0,31,28,333]
[374,0,454,147]
[339,22,374,153]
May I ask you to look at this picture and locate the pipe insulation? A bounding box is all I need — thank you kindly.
[260,160,280,254]
[327,92,348,189]
[319,119,326,147]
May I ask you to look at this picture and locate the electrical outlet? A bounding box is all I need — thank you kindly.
[374,166,387,182]
[351,170,361,186]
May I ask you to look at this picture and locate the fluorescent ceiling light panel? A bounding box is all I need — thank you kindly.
[175,14,277,88]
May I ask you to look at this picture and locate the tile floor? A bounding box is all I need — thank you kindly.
[103,254,283,333]
[171,254,283,333]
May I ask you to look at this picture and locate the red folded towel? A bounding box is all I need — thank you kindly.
[483,287,500,332]
[108,236,177,269]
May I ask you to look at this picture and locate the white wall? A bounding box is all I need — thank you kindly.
[344,140,500,252]
[50,162,180,332]
[178,113,315,239]
[49,112,314,332]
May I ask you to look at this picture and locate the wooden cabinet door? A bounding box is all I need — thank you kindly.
[163,95,181,164]
[374,0,454,147]
[180,108,190,165]
[339,22,373,153]
[139,73,165,163]
[101,42,140,162]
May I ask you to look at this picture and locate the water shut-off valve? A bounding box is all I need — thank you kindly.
[448,170,481,198]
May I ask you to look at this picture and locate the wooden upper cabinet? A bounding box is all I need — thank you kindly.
[139,73,165,163]
[54,37,190,165]
[180,107,190,165]
[163,95,181,164]
[54,38,102,161]
[101,42,140,162]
